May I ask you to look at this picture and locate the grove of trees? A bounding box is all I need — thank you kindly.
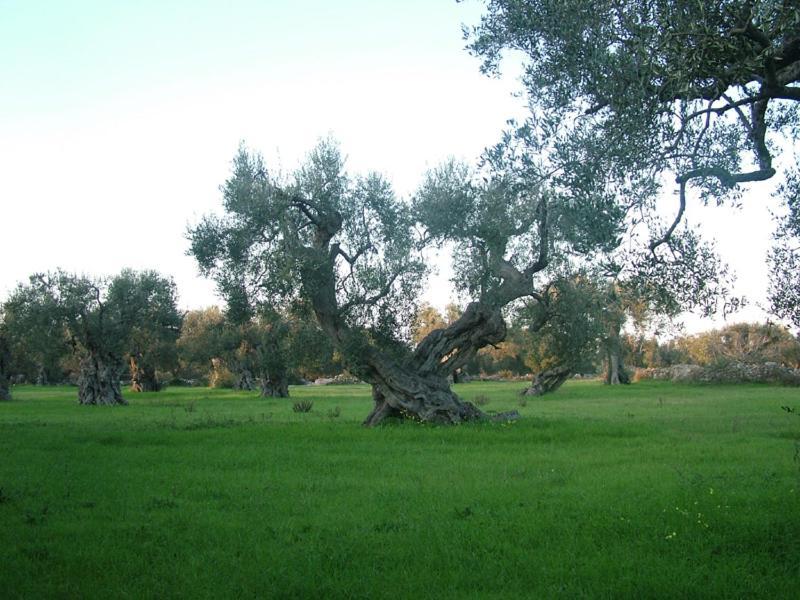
[2,1,798,417]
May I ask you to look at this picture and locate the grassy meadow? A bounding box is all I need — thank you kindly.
[1,380,798,598]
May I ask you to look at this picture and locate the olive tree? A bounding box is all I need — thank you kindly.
[5,270,180,405]
[5,272,128,404]
[190,130,642,424]
[466,0,800,320]
[108,269,182,392]
[518,275,606,395]
[239,309,307,397]
[2,280,71,385]
[0,312,11,401]
[190,141,446,423]
[176,307,228,384]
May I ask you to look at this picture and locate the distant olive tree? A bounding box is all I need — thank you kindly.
[518,275,606,395]
[108,269,182,392]
[6,272,128,404]
[2,279,71,385]
[0,312,11,401]
[5,270,180,405]
[176,307,228,385]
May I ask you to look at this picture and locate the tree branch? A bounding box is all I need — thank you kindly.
[340,272,401,314]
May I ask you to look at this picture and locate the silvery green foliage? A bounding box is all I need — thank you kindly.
[768,164,800,329]
[189,139,426,345]
[466,0,800,317]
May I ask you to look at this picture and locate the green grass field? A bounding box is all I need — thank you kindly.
[1,380,798,598]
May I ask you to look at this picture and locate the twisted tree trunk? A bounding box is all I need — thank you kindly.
[298,208,535,426]
[342,303,518,426]
[363,369,486,426]
[523,364,572,396]
[78,353,125,405]
[258,374,289,398]
[129,356,161,392]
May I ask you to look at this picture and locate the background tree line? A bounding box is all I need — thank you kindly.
[4,1,799,421]
[0,269,338,403]
[2,266,797,406]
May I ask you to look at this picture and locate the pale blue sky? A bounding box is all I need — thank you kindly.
[0,0,526,304]
[1,1,500,122]
[0,1,781,331]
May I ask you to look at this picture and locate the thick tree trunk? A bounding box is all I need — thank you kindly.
[234,367,255,391]
[258,374,289,398]
[604,321,630,385]
[345,303,516,426]
[523,365,572,396]
[0,335,12,401]
[344,304,519,426]
[129,356,161,392]
[35,363,48,386]
[362,368,488,426]
[605,348,630,385]
[78,354,125,405]
[300,232,523,426]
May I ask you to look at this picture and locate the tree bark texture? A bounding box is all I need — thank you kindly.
[0,335,11,401]
[78,353,126,405]
[336,303,518,426]
[129,356,161,392]
[234,367,255,391]
[523,365,572,396]
[259,374,289,398]
[299,214,527,426]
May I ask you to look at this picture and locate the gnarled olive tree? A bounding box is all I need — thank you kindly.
[189,135,634,424]
[14,272,129,405]
[108,269,182,392]
[5,270,181,405]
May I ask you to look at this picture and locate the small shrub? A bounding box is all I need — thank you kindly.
[326,406,341,419]
[292,400,314,413]
[473,394,490,406]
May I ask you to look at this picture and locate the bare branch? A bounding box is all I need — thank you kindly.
[649,180,687,252]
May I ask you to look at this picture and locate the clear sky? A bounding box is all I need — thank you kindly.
[0,0,784,333]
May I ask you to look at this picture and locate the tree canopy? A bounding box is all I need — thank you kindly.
[107,269,182,392]
[189,129,656,422]
[466,0,800,321]
[4,270,181,404]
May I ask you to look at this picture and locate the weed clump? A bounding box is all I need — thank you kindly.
[292,400,314,413]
